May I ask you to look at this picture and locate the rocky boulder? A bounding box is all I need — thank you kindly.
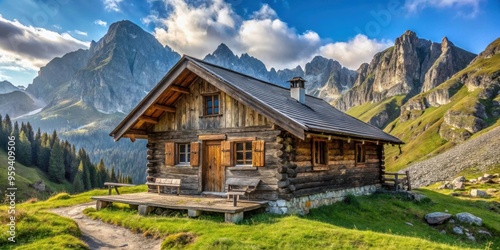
[456,212,482,226]
[30,180,46,192]
[470,189,487,197]
[425,212,452,225]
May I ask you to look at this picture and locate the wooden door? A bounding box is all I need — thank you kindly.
[202,141,223,192]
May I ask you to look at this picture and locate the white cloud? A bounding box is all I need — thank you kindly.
[404,0,482,18]
[74,30,88,36]
[0,16,89,72]
[94,19,107,27]
[150,1,391,70]
[152,0,239,58]
[319,35,393,70]
[53,24,62,30]
[103,0,123,12]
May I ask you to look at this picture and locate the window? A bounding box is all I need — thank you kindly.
[204,94,220,115]
[177,143,191,165]
[312,139,328,166]
[356,144,365,164]
[234,142,252,165]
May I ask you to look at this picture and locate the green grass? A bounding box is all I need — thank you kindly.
[0,150,72,202]
[2,186,499,249]
[347,95,405,125]
[383,81,498,171]
[0,186,146,249]
[83,190,500,249]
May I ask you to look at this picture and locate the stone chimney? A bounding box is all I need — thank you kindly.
[288,76,306,104]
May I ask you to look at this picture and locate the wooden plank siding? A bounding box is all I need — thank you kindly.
[146,79,282,199]
[289,136,383,197]
[153,79,272,132]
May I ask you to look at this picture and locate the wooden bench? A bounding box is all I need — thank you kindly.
[103,182,136,195]
[146,178,181,195]
[226,178,261,206]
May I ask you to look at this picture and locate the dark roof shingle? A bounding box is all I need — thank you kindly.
[188,57,403,144]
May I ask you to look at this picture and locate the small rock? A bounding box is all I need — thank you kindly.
[425,212,452,225]
[440,230,447,234]
[412,193,428,202]
[452,176,466,183]
[449,219,455,223]
[452,226,464,235]
[456,212,483,226]
[483,173,493,179]
[453,181,465,190]
[478,230,492,237]
[487,189,498,193]
[465,232,476,242]
[493,173,499,178]
[405,222,414,226]
[445,210,448,213]
[470,179,477,183]
[470,189,487,197]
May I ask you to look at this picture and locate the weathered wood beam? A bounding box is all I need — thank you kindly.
[169,85,190,94]
[127,129,147,135]
[198,134,227,140]
[139,116,159,124]
[151,104,176,113]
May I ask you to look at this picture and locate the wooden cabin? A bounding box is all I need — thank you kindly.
[110,56,403,214]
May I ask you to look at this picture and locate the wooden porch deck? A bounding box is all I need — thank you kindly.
[91,193,267,223]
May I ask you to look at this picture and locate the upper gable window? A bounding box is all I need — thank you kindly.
[204,94,220,115]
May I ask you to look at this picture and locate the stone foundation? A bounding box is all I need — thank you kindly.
[266,184,380,215]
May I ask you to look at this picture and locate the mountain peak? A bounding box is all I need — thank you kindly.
[0,80,19,94]
[212,43,235,57]
[403,30,417,37]
[441,36,454,48]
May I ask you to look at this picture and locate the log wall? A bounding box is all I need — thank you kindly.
[283,136,384,199]
[144,78,283,199]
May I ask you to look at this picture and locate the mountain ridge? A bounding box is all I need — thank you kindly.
[8,20,498,187]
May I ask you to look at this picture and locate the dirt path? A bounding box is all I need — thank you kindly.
[51,202,162,250]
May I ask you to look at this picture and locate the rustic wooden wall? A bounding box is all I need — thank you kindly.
[153,79,271,132]
[282,136,384,198]
[145,79,283,199]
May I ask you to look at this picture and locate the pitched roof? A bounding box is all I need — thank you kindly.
[110,56,403,144]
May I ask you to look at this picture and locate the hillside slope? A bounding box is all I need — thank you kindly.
[0,150,72,202]
[405,124,500,187]
[384,38,500,171]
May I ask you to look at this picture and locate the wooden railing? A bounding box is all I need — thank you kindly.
[381,171,411,191]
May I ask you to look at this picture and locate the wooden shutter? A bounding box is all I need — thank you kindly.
[252,140,265,167]
[221,141,232,166]
[190,142,200,166]
[165,142,175,166]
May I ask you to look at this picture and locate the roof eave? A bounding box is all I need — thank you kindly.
[109,56,190,141]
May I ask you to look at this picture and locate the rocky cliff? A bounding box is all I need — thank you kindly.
[26,20,180,115]
[384,37,500,171]
[336,31,476,111]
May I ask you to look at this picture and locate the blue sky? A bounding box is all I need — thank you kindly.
[0,0,499,87]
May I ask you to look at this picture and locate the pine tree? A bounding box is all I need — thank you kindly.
[49,130,58,148]
[32,129,41,168]
[2,114,13,145]
[37,133,51,172]
[72,161,85,193]
[17,131,32,166]
[110,167,117,182]
[48,142,65,183]
[97,159,107,188]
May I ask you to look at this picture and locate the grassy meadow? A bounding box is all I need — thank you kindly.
[1,184,499,249]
